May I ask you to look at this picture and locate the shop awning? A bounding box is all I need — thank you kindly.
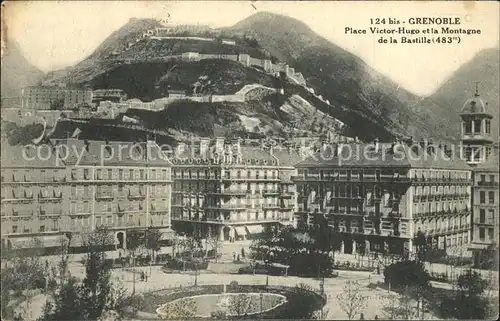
[234,226,247,236]
[246,225,264,234]
[159,229,176,240]
[8,237,38,249]
[41,235,67,248]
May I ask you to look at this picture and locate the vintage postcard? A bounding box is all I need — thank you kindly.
[1,1,499,320]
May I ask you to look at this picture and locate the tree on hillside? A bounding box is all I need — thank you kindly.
[336,280,368,320]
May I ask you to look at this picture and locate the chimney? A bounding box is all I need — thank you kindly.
[215,137,225,153]
[176,142,186,157]
[199,138,210,158]
[444,145,453,157]
[374,137,380,153]
[233,137,242,155]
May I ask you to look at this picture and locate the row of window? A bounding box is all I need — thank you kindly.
[478,209,495,224]
[479,191,496,204]
[72,168,170,180]
[462,119,492,135]
[478,227,495,242]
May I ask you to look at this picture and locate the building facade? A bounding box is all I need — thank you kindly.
[0,139,173,251]
[461,89,500,265]
[22,86,93,110]
[92,89,127,104]
[293,141,472,256]
[170,137,304,241]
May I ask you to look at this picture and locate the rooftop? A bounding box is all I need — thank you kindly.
[295,142,471,170]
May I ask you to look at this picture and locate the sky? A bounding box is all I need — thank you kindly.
[2,1,499,96]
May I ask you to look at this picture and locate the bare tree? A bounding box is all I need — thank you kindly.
[382,288,418,320]
[206,233,222,263]
[336,280,368,320]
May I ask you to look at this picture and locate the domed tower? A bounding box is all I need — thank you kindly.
[459,85,494,166]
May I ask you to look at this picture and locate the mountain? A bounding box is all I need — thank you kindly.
[1,40,44,103]
[43,18,164,86]
[40,13,461,142]
[226,12,453,142]
[425,47,500,141]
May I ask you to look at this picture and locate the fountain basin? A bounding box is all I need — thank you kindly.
[156,292,287,318]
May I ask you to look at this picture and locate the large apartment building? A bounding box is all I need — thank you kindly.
[170,137,304,241]
[293,141,472,256]
[461,89,500,265]
[0,139,173,252]
[22,86,94,110]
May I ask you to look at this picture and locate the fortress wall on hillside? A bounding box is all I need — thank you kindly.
[199,54,238,61]
[211,94,245,103]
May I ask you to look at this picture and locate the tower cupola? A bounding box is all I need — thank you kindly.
[459,84,494,166]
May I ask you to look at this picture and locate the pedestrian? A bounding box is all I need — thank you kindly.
[233,252,236,261]
[241,248,245,259]
[145,273,148,282]
[374,315,378,320]
[359,313,364,320]
[237,254,240,262]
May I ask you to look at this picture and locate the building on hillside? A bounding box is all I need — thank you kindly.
[22,86,93,110]
[92,89,127,104]
[221,39,236,46]
[168,90,187,98]
[293,140,472,256]
[461,88,500,266]
[0,139,173,252]
[169,137,305,241]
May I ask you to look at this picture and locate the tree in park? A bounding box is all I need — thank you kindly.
[229,293,255,317]
[336,280,368,320]
[1,237,47,320]
[439,268,491,319]
[146,227,163,262]
[157,298,196,320]
[383,260,430,290]
[39,226,142,321]
[126,229,145,294]
[382,287,418,320]
[206,232,222,262]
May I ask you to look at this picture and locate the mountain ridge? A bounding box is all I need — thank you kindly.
[1,39,44,101]
[424,47,499,141]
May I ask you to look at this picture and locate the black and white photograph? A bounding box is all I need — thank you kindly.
[1,1,499,320]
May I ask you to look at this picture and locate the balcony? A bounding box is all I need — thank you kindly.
[207,190,247,196]
[279,192,294,198]
[39,192,63,202]
[262,204,280,209]
[96,193,114,200]
[477,181,498,188]
[127,192,145,200]
[262,190,280,196]
[204,204,246,211]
